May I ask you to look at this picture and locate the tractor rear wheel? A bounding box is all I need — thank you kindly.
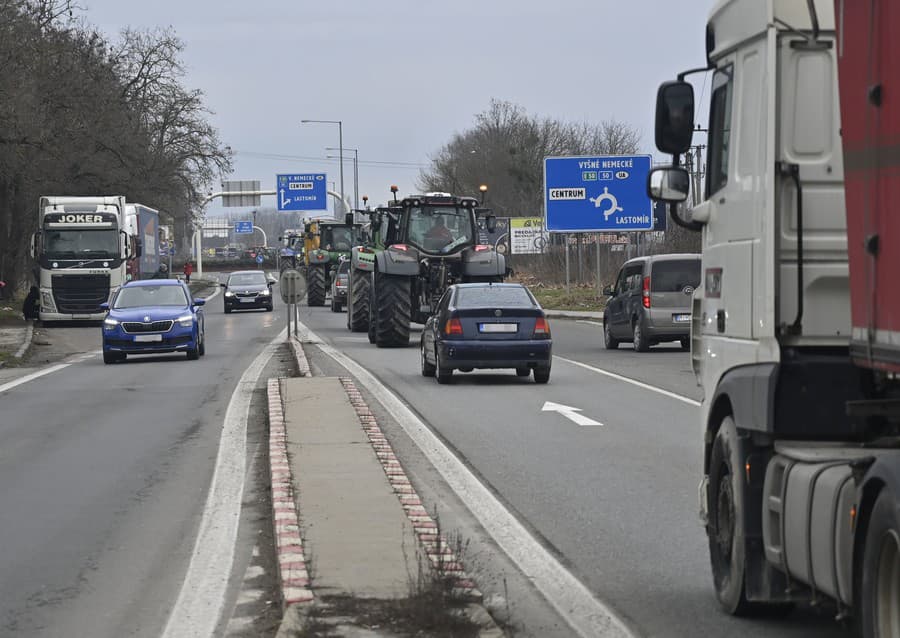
[374,274,411,347]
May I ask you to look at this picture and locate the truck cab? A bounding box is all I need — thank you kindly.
[647,1,900,633]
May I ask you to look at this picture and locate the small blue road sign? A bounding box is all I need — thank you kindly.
[256,253,264,264]
[234,220,253,234]
[544,155,653,232]
[277,173,327,211]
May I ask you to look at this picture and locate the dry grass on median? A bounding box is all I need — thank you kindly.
[511,275,606,313]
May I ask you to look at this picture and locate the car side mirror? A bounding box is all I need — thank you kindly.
[602,286,613,297]
[647,167,690,203]
[655,80,695,155]
[99,302,110,311]
[220,282,227,288]
[193,298,206,306]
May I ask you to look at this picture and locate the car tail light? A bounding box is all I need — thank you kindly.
[642,276,651,308]
[533,316,551,338]
[392,244,409,252]
[444,317,463,336]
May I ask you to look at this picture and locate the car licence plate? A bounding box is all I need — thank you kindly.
[673,314,691,323]
[134,334,162,342]
[479,323,518,333]
[240,298,256,303]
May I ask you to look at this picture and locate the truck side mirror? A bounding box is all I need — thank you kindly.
[647,167,690,203]
[30,232,39,259]
[655,80,695,155]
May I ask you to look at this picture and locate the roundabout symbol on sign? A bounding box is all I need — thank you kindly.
[590,187,624,221]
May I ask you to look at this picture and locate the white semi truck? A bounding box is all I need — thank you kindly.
[32,196,130,321]
[648,1,900,635]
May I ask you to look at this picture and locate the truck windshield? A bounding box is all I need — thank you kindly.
[321,227,354,251]
[406,206,473,252]
[43,229,119,259]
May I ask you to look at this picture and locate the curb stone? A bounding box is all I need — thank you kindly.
[14,322,34,359]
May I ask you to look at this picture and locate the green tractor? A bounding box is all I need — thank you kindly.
[346,188,506,347]
[302,215,361,307]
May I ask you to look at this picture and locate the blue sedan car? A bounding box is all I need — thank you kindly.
[420,283,552,384]
[101,279,206,364]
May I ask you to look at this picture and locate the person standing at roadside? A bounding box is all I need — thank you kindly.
[182,260,193,283]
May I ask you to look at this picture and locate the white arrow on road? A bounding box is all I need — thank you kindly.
[541,401,603,427]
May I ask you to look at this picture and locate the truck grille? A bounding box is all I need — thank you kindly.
[122,320,174,333]
[51,274,110,313]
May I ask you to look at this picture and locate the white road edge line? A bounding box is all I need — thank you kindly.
[554,355,701,407]
[298,321,635,638]
[161,327,286,638]
[575,320,605,327]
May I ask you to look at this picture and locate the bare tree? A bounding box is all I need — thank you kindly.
[419,100,641,217]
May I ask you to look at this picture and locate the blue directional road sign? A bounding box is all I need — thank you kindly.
[234,220,253,234]
[277,173,327,211]
[544,155,653,232]
[256,253,264,264]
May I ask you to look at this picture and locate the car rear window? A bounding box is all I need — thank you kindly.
[455,286,535,308]
[651,259,701,292]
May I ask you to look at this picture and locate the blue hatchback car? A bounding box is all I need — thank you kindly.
[101,279,206,364]
[420,283,552,384]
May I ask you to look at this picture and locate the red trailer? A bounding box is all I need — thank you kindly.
[836,0,900,372]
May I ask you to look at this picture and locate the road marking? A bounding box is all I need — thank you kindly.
[0,350,99,395]
[161,328,286,638]
[542,401,603,426]
[554,355,701,407]
[576,320,604,326]
[297,320,635,638]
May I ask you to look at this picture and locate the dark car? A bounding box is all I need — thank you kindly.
[101,279,205,363]
[330,260,350,313]
[602,253,700,352]
[222,270,274,313]
[420,283,552,384]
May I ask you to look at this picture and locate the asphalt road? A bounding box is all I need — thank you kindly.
[297,306,848,638]
[0,283,285,637]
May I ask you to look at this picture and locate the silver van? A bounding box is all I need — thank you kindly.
[602,253,700,352]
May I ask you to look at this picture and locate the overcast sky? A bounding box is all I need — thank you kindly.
[82,0,711,217]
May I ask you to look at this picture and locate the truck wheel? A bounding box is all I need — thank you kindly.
[859,490,900,638]
[307,265,326,306]
[708,417,754,615]
[348,269,370,332]
[374,275,411,348]
[632,319,649,352]
[604,320,619,350]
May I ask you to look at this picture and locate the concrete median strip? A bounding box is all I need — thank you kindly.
[270,336,502,636]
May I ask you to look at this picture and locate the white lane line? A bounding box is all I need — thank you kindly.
[0,363,71,394]
[161,328,286,638]
[298,321,635,638]
[14,322,34,358]
[575,320,604,327]
[0,350,100,395]
[554,355,701,407]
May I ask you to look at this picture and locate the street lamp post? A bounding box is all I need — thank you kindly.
[301,119,344,213]
[326,147,359,210]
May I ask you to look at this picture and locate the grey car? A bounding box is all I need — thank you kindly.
[602,253,700,352]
